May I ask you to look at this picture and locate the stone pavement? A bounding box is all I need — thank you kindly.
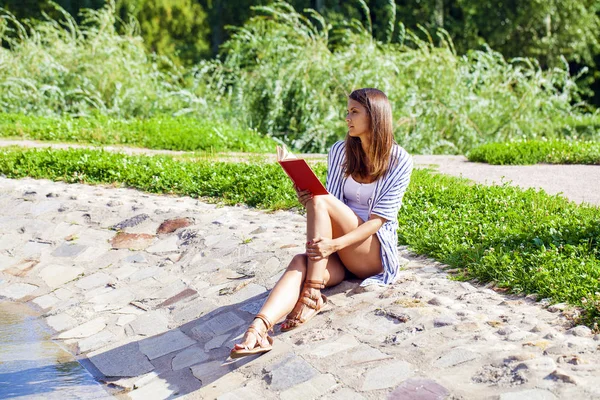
[0,176,599,400]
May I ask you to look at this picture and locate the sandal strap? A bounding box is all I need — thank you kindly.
[255,313,274,332]
[304,279,325,289]
[299,295,320,310]
[246,326,269,348]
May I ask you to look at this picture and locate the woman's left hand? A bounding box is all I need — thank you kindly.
[306,237,338,261]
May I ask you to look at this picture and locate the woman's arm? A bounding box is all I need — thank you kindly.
[332,215,385,251]
[307,215,386,260]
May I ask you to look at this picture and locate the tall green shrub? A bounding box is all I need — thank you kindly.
[0,1,209,118]
[196,1,595,153]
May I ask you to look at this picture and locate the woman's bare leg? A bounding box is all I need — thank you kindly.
[279,195,383,331]
[304,197,333,281]
[306,194,383,278]
[232,253,345,351]
[233,193,384,351]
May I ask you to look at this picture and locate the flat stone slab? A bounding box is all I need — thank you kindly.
[112,214,150,230]
[117,314,137,327]
[191,311,246,337]
[158,288,197,308]
[153,279,188,300]
[39,264,84,288]
[30,293,59,309]
[229,283,267,304]
[123,253,147,263]
[309,334,360,358]
[0,253,16,271]
[21,241,51,257]
[190,360,232,382]
[128,311,169,336]
[110,232,154,250]
[145,236,179,254]
[388,378,450,400]
[128,377,176,400]
[170,298,216,325]
[89,288,135,310]
[51,242,87,257]
[266,354,318,391]
[361,360,414,391]
[88,342,154,378]
[75,272,113,290]
[205,333,230,351]
[157,218,192,234]
[499,389,559,400]
[76,329,116,354]
[57,317,106,339]
[46,313,77,332]
[171,345,210,370]
[327,388,367,400]
[434,347,478,368]
[74,247,110,263]
[280,374,337,400]
[138,330,196,360]
[3,259,38,277]
[127,266,160,282]
[0,282,38,300]
[239,298,265,315]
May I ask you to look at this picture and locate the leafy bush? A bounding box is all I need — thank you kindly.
[0,113,276,152]
[0,146,598,324]
[197,1,597,153]
[468,139,600,165]
[1,1,598,155]
[0,2,211,118]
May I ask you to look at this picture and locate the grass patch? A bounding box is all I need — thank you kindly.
[0,146,598,325]
[398,172,599,326]
[468,140,600,165]
[0,114,276,153]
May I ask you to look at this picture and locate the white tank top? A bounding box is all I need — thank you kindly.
[344,175,376,222]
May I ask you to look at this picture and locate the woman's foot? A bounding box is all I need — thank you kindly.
[230,313,273,359]
[281,280,327,332]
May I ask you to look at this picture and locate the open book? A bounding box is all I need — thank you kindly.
[276,145,328,195]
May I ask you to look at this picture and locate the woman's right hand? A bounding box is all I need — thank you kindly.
[295,185,313,208]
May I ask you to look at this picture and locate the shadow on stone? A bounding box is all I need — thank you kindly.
[84,290,291,398]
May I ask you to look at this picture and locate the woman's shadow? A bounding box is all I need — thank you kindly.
[82,280,360,399]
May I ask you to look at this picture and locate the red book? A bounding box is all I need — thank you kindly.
[276,146,328,195]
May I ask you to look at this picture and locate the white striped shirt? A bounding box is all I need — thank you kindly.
[326,140,413,286]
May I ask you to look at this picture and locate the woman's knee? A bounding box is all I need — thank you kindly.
[285,253,308,273]
[307,194,330,212]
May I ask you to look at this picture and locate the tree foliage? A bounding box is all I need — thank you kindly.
[116,0,210,65]
[391,0,600,68]
[2,0,600,104]
[198,2,595,153]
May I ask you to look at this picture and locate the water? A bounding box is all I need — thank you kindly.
[0,302,113,399]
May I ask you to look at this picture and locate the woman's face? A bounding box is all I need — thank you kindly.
[346,98,370,139]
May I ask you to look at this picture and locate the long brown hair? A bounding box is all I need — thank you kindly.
[345,88,394,181]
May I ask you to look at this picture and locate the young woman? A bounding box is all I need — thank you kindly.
[230,88,413,358]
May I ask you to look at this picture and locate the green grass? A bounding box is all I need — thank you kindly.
[0,114,276,153]
[0,146,598,326]
[468,140,600,165]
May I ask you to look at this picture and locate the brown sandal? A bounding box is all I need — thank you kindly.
[280,279,328,332]
[229,313,274,359]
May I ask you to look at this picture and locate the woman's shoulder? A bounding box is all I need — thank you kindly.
[390,143,412,164]
[328,140,346,158]
[330,140,345,151]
